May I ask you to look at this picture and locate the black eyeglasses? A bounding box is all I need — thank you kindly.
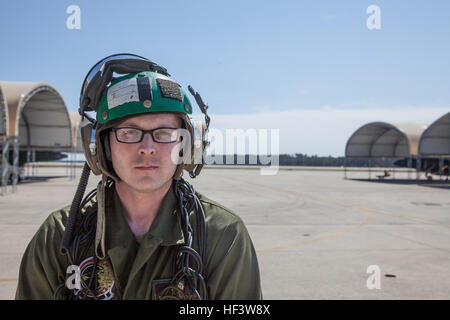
[111,127,180,144]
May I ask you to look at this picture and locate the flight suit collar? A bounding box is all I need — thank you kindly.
[145,183,185,246]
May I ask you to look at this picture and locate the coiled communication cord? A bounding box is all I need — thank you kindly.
[157,178,208,300]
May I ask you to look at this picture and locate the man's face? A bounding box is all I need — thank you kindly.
[109,113,182,194]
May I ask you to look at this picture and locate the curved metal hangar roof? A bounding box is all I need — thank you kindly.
[0,81,72,150]
[345,122,428,158]
[419,112,450,157]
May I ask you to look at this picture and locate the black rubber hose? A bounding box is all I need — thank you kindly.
[60,162,91,257]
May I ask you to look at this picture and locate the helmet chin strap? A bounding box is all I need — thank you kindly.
[94,175,107,260]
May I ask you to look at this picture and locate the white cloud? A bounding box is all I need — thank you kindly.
[251,105,271,113]
[204,106,450,157]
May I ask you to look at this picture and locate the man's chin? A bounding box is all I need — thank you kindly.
[122,177,173,194]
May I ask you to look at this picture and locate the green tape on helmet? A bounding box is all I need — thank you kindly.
[96,71,192,124]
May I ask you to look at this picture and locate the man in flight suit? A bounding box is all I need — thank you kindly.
[15,54,262,300]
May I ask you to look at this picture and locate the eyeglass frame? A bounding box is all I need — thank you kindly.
[111,126,181,144]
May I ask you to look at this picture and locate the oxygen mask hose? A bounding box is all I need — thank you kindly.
[60,162,91,262]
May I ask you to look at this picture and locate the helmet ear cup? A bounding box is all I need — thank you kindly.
[192,120,206,165]
[81,123,102,175]
[95,127,121,182]
[102,131,117,176]
[104,133,112,161]
[181,118,208,178]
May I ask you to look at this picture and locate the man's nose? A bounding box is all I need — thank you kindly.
[138,132,156,155]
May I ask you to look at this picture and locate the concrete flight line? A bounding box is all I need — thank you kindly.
[220,175,448,254]
[215,175,372,253]
[258,207,370,253]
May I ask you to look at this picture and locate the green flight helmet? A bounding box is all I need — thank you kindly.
[96,71,193,124]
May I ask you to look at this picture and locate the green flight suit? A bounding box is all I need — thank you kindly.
[15,182,262,300]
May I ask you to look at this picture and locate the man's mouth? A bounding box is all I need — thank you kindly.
[135,165,158,171]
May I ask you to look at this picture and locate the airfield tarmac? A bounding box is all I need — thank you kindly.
[0,166,449,299]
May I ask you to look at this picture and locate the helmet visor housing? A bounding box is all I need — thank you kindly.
[79,53,170,113]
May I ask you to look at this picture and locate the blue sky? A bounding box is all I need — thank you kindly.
[1,0,449,156]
